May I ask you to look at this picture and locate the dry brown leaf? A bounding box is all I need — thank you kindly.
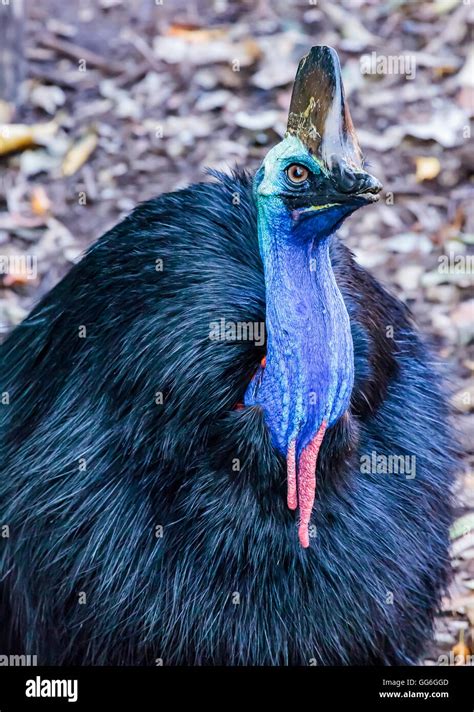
[451,629,471,664]
[434,0,461,14]
[166,25,227,42]
[0,121,57,156]
[62,132,98,177]
[0,100,14,123]
[450,302,474,348]
[2,270,35,288]
[451,513,474,539]
[155,33,260,67]
[452,533,474,557]
[444,594,474,611]
[415,157,441,182]
[30,186,51,216]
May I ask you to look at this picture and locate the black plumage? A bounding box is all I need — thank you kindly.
[0,171,456,665]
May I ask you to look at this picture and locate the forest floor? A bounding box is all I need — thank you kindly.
[0,0,472,665]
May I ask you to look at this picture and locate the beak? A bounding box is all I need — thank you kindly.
[286,46,382,202]
[330,160,382,203]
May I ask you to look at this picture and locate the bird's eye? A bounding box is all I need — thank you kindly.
[286,164,310,184]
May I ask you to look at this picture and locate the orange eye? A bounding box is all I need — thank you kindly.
[286,164,309,184]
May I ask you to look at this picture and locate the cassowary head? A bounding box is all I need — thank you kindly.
[245,46,383,548]
[255,46,382,239]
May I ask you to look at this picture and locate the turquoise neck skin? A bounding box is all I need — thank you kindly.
[244,137,354,461]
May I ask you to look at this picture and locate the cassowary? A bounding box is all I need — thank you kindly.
[0,46,456,665]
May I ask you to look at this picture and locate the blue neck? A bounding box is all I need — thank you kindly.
[244,207,354,460]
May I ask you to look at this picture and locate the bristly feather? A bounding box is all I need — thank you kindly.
[0,171,457,664]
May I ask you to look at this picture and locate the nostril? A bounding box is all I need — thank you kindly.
[335,165,362,194]
[356,173,381,195]
[332,162,382,196]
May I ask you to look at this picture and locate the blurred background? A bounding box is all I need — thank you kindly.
[0,0,472,665]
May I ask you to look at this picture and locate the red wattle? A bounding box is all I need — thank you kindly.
[296,421,327,548]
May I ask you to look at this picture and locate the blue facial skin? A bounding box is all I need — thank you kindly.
[244,135,358,461]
